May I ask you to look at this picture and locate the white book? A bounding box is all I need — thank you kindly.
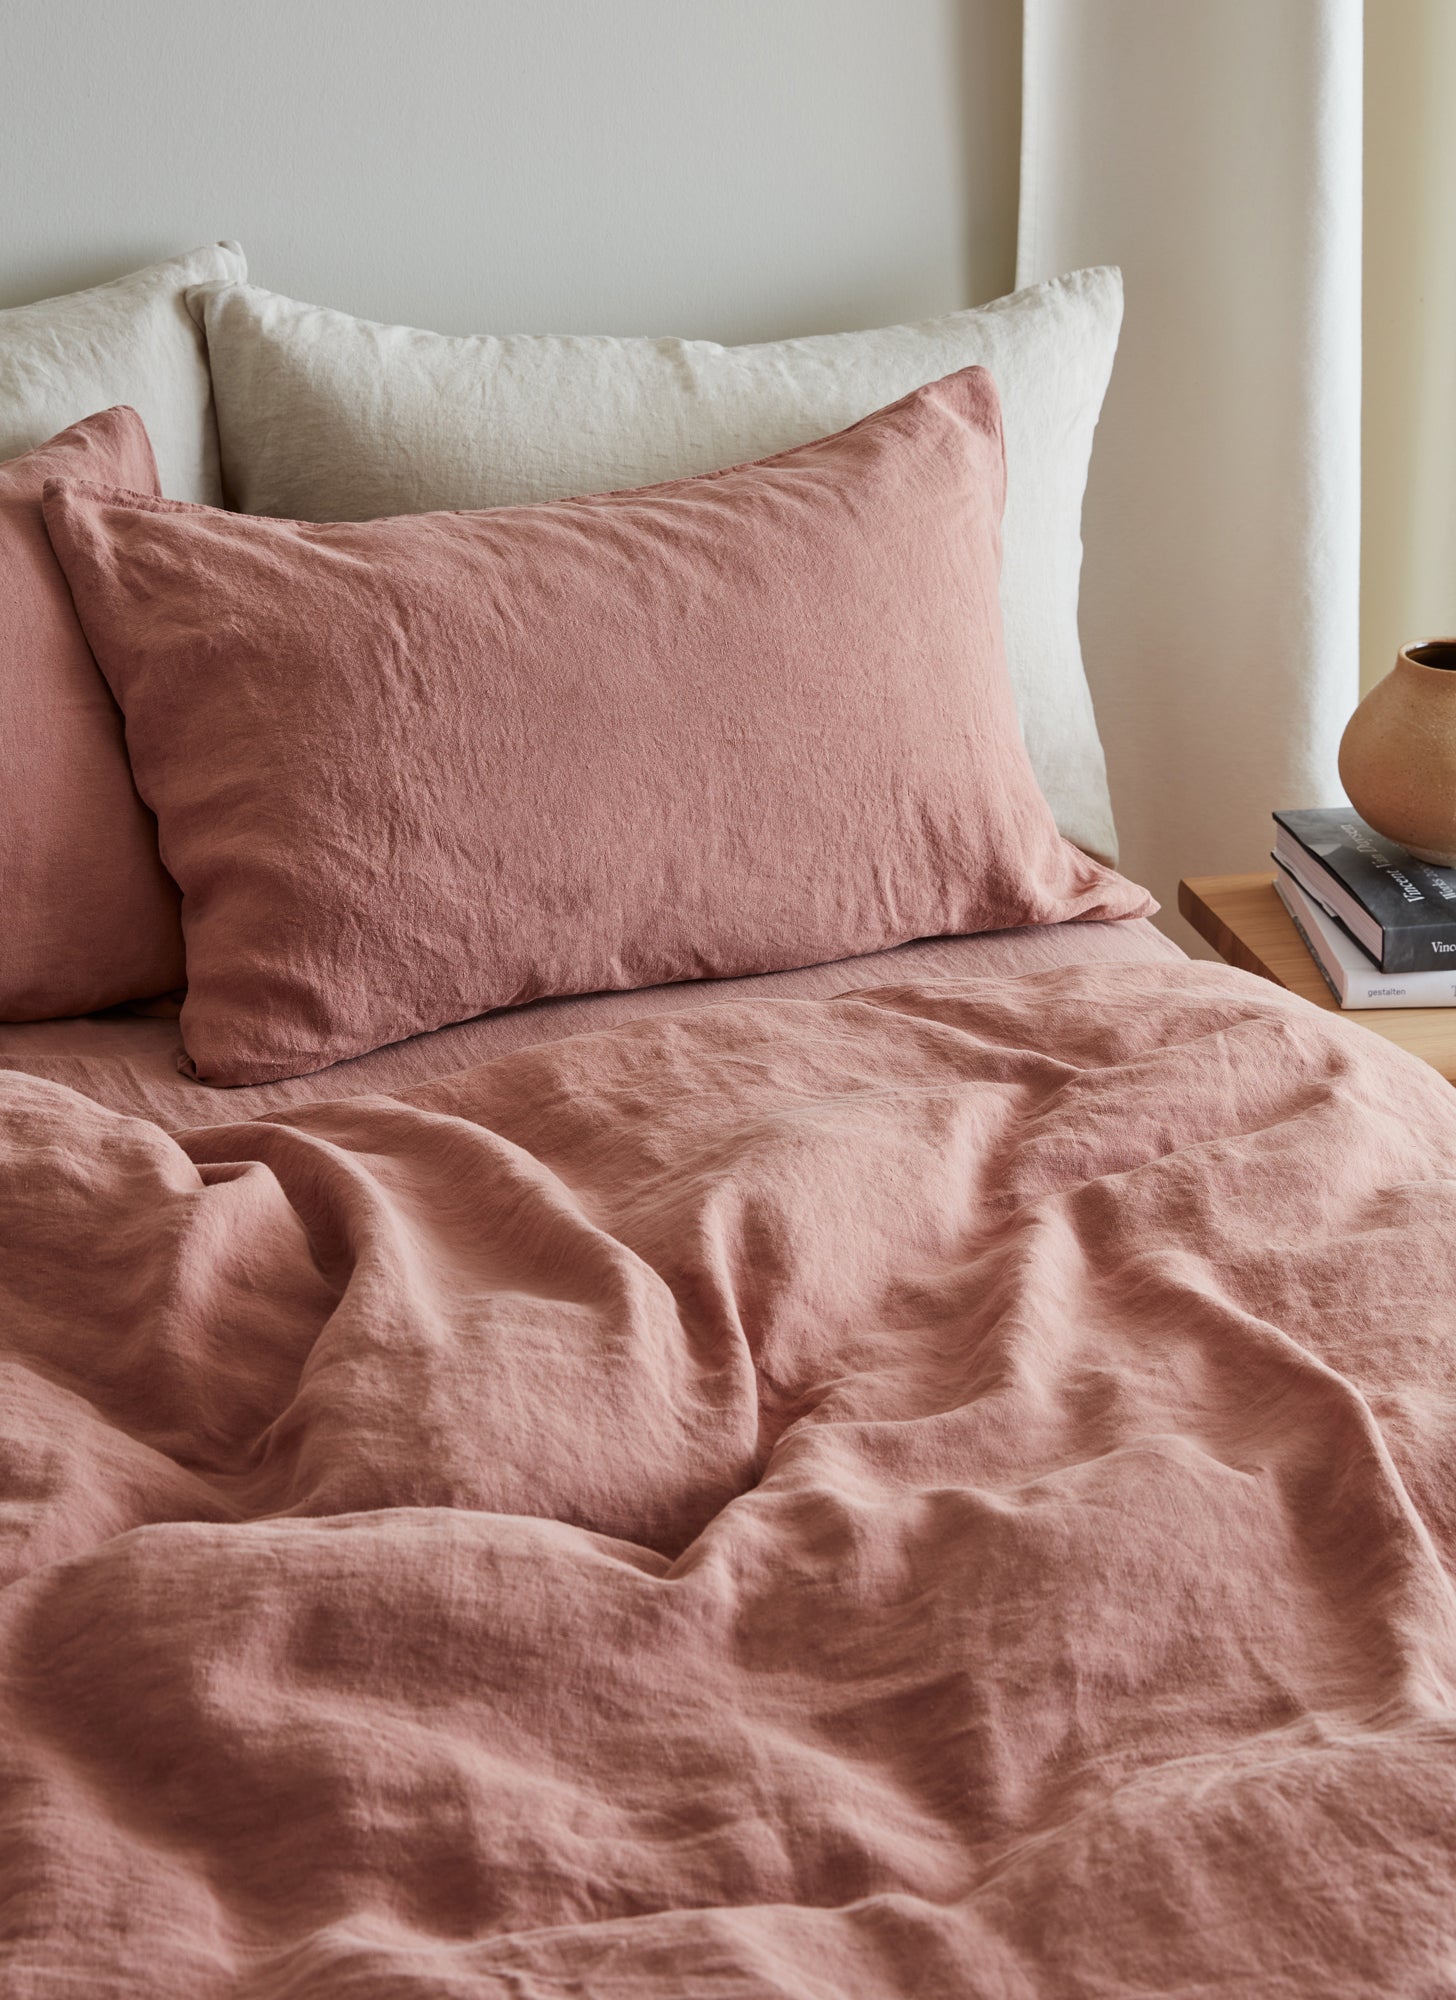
[1275,864,1456,1009]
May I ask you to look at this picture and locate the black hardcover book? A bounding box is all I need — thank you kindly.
[1273,808,1456,973]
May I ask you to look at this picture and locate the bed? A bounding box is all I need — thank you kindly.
[3,249,1455,1998]
[8,922,1456,1995]
[0,917,1179,1130]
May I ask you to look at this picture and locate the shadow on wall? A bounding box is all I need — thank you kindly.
[953,0,1023,308]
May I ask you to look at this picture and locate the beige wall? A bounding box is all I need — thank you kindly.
[1,0,1020,344]
[1362,0,1456,691]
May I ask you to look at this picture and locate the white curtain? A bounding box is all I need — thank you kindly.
[1017,0,1363,942]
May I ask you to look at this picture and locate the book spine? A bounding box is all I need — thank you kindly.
[1378,925,1456,976]
[1350,974,1456,1006]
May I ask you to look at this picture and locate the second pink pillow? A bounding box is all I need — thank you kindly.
[1,408,183,1019]
[44,368,1150,1085]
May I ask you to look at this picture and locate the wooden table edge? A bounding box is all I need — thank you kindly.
[1178,871,1456,1083]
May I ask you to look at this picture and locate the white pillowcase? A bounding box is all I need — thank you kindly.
[191,268,1122,861]
[0,243,245,503]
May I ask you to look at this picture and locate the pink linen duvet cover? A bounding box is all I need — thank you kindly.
[3,956,1456,1996]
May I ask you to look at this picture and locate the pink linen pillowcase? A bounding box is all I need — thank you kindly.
[44,367,1151,1086]
[1,408,184,1019]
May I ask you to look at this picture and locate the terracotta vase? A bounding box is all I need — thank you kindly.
[1338,639,1456,864]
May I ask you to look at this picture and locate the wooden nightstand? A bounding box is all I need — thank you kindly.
[1179,872,1456,1083]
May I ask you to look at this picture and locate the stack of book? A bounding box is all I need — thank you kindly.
[1273,809,1456,1009]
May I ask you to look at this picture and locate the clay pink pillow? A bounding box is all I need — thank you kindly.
[1,408,184,1018]
[44,368,1151,1085]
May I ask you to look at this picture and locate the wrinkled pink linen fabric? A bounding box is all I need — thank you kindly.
[3,957,1456,1996]
[0,407,183,1018]
[43,367,1149,1086]
[0,914,1178,1130]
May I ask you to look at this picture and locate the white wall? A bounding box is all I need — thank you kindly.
[1361,0,1456,694]
[2,0,1020,343]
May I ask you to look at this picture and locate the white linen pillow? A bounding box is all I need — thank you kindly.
[0,243,245,503]
[191,267,1122,860]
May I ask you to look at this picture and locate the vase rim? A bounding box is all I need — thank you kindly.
[1399,638,1456,674]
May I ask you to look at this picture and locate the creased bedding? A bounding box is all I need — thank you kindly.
[3,957,1456,1996]
[0,915,1179,1130]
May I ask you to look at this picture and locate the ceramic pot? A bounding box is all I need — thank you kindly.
[1338,639,1456,864]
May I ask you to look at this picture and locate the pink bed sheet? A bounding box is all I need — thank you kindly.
[0,915,1180,1128]
[4,951,1456,1994]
